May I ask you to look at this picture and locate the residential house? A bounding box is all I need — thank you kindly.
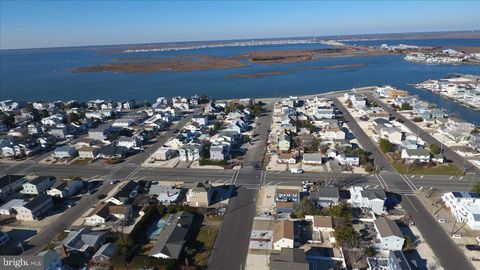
[401,149,431,164]
[152,146,177,161]
[53,146,78,159]
[322,127,345,142]
[112,118,134,129]
[380,127,403,145]
[21,176,56,195]
[0,199,27,215]
[192,115,208,126]
[469,133,480,152]
[273,220,299,250]
[97,145,128,159]
[61,227,106,255]
[337,154,360,166]
[388,250,412,270]
[16,194,53,221]
[210,144,229,161]
[148,211,194,259]
[442,191,480,230]
[78,147,99,159]
[374,217,405,251]
[0,175,27,197]
[278,130,291,151]
[86,203,132,226]
[186,182,213,207]
[88,126,110,141]
[179,143,201,161]
[302,153,323,165]
[309,187,340,207]
[148,183,184,204]
[117,136,142,149]
[277,152,297,164]
[305,215,334,232]
[275,188,299,213]
[92,243,117,265]
[37,250,62,270]
[349,186,386,215]
[46,179,83,198]
[107,180,138,205]
[269,248,309,270]
[49,126,68,139]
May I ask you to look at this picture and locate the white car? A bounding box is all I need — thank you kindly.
[452,234,462,239]
[290,168,304,174]
[438,218,446,223]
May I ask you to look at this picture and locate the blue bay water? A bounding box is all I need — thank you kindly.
[1,40,479,123]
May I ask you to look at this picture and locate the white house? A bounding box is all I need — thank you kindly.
[179,143,201,161]
[151,146,177,161]
[117,136,142,149]
[16,194,53,221]
[273,220,299,250]
[401,149,431,164]
[302,153,323,165]
[374,217,405,251]
[47,179,83,198]
[337,154,360,166]
[0,199,27,215]
[53,146,78,159]
[349,186,386,215]
[21,176,56,195]
[442,192,480,230]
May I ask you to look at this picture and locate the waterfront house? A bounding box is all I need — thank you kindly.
[53,146,78,159]
[374,217,405,251]
[401,149,431,164]
[16,194,53,221]
[21,175,56,195]
[0,175,27,197]
[273,220,299,250]
[148,211,194,259]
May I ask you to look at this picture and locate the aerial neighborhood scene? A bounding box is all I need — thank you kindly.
[1,1,480,270]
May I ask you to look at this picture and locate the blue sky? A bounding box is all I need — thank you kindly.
[1,1,479,49]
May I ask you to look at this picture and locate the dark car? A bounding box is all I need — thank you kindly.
[466,245,480,251]
[97,194,107,200]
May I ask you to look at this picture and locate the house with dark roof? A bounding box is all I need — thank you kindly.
[92,243,117,265]
[60,227,106,255]
[16,194,53,221]
[46,178,83,198]
[21,176,56,195]
[269,248,309,270]
[186,182,213,207]
[349,186,387,215]
[107,180,138,205]
[148,211,194,259]
[0,175,27,197]
[309,187,340,207]
[97,145,128,160]
[374,217,405,251]
[388,250,412,270]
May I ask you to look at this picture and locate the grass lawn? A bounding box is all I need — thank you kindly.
[70,158,92,165]
[392,162,463,175]
[192,225,219,267]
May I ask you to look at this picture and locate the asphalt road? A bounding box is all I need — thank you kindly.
[402,195,475,270]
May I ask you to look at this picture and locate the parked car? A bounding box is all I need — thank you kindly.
[466,245,480,251]
[438,219,446,223]
[290,168,303,174]
[452,234,462,239]
[97,194,106,200]
[110,179,119,185]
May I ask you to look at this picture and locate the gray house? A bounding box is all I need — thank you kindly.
[269,248,309,270]
[210,145,229,161]
[309,187,340,207]
[374,217,405,251]
[469,133,480,152]
[148,211,194,259]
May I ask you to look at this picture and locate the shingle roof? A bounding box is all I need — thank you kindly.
[24,194,51,210]
[374,217,403,238]
[269,248,309,270]
[273,220,296,243]
[0,175,25,189]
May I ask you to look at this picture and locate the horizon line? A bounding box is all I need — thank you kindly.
[1,29,479,52]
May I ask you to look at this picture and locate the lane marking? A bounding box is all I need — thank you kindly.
[374,175,385,189]
[377,174,390,189]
